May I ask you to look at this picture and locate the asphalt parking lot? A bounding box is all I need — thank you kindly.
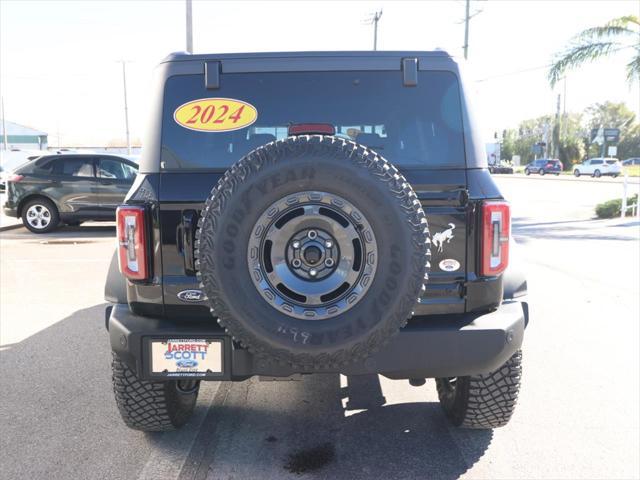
[0,176,638,480]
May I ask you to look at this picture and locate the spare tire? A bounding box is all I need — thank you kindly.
[196,135,430,368]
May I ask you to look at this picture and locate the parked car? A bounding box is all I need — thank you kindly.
[489,161,514,174]
[0,149,48,192]
[524,158,562,176]
[2,153,138,233]
[573,157,621,178]
[622,157,640,166]
[104,50,528,433]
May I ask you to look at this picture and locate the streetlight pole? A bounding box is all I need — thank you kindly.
[120,61,131,155]
[186,0,193,53]
[1,97,7,151]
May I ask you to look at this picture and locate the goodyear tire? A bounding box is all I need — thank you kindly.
[435,350,523,429]
[196,135,430,368]
[111,353,199,431]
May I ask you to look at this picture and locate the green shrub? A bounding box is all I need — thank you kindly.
[595,194,638,218]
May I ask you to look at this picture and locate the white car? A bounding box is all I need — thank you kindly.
[573,158,621,178]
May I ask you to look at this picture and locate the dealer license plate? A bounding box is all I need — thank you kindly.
[151,338,223,376]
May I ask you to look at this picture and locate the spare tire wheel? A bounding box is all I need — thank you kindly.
[196,135,430,368]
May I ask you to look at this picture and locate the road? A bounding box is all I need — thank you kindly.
[0,176,638,480]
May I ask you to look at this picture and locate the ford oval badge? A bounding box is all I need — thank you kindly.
[176,359,199,368]
[177,289,204,303]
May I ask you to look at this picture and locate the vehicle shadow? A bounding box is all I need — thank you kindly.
[169,373,492,480]
[0,304,492,480]
[0,304,156,480]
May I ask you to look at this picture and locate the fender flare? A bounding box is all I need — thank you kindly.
[104,248,127,304]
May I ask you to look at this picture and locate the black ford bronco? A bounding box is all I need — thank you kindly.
[105,51,528,432]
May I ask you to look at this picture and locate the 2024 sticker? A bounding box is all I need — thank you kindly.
[174,98,258,132]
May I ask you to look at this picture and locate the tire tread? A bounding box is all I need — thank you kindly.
[436,350,522,429]
[111,353,197,432]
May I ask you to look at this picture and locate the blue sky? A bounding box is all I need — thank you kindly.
[1,0,638,146]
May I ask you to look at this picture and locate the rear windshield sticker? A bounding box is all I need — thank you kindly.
[174,98,258,132]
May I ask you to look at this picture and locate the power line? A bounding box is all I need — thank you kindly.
[475,44,636,82]
[475,62,555,82]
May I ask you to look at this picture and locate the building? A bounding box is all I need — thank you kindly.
[0,121,48,150]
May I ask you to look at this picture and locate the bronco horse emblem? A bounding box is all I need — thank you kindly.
[432,223,455,253]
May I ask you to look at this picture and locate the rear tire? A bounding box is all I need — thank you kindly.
[436,350,522,429]
[594,169,601,178]
[524,169,530,176]
[111,353,199,431]
[573,169,580,177]
[21,198,59,233]
[539,169,545,176]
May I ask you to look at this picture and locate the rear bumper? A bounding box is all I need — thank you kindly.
[106,300,528,381]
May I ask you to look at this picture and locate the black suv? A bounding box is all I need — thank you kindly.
[105,51,529,432]
[3,153,138,233]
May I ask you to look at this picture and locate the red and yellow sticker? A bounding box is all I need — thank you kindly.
[173,98,258,132]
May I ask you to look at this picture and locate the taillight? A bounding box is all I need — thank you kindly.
[480,201,510,276]
[116,205,149,281]
[7,174,24,182]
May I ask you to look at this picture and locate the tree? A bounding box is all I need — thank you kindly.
[548,15,640,86]
[501,129,518,161]
[584,101,636,131]
[617,123,640,159]
[584,102,636,157]
[558,112,586,166]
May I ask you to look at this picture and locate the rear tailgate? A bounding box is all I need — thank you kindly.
[158,169,471,318]
[159,173,223,318]
[404,169,468,315]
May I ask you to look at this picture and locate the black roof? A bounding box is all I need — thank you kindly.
[162,50,452,63]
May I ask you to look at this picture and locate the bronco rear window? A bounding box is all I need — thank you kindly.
[160,71,465,170]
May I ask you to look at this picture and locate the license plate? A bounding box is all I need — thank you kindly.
[151,338,223,377]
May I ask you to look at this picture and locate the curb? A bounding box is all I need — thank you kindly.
[0,222,23,232]
[502,174,640,185]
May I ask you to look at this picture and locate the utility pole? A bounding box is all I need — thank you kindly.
[186,0,193,53]
[364,10,383,51]
[463,0,471,60]
[120,61,131,155]
[563,77,567,115]
[1,97,7,151]
[554,93,561,159]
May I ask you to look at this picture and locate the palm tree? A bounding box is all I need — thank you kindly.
[549,15,640,87]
